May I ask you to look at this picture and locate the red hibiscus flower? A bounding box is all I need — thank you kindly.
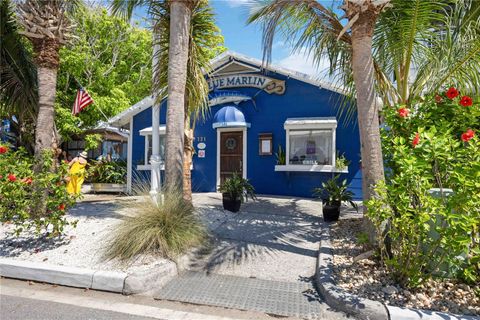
[412,133,420,147]
[58,204,66,211]
[7,173,16,182]
[397,107,410,118]
[459,96,473,107]
[446,87,459,99]
[22,177,33,185]
[434,94,443,103]
[461,129,475,142]
[0,146,8,154]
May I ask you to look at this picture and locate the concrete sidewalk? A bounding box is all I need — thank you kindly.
[158,193,347,319]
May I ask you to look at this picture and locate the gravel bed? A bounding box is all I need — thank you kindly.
[0,196,229,275]
[330,218,480,316]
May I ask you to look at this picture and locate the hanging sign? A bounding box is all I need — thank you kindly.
[207,74,286,95]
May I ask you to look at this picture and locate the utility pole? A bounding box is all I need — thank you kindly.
[150,29,162,203]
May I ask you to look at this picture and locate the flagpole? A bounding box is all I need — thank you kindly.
[72,77,109,122]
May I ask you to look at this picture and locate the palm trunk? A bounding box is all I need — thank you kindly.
[349,3,385,238]
[164,0,192,194]
[34,66,57,156]
[183,122,194,202]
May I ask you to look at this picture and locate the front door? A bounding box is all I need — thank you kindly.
[220,131,243,184]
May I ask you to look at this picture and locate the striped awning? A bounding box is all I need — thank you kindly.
[212,105,250,129]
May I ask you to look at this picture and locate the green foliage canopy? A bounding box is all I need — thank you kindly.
[55,7,152,141]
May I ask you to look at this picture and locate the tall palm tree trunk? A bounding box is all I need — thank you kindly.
[183,114,194,202]
[347,1,386,240]
[164,0,192,194]
[350,7,385,201]
[34,66,58,155]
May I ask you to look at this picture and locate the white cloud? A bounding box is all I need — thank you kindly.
[274,48,333,81]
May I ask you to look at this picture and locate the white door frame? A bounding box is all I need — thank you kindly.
[216,127,247,189]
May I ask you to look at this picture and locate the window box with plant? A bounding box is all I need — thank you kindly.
[218,173,256,212]
[89,160,127,193]
[313,175,357,222]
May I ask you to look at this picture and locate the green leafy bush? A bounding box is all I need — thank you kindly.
[313,175,357,209]
[103,194,206,260]
[367,88,479,287]
[0,145,77,236]
[88,160,127,184]
[218,173,256,202]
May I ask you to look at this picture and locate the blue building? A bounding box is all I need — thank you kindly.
[109,52,362,199]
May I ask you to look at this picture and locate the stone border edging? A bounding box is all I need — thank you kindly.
[0,258,177,295]
[315,225,389,320]
[315,224,480,320]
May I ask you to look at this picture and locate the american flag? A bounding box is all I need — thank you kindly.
[72,88,94,115]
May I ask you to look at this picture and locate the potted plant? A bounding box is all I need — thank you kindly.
[218,173,256,212]
[313,175,357,222]
[89,159,127,193]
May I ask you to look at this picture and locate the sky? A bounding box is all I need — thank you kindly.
[118,0,342,79]
[210,0,333,77]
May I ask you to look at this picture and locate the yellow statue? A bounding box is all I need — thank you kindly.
[66,151,88,195]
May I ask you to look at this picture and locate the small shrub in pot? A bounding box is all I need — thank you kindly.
[218,173,256,212]
[313,175,357,222]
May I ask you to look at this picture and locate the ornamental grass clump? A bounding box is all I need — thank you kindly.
[104,194,206,261]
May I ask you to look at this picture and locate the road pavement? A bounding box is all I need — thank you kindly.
[0,278,283,320]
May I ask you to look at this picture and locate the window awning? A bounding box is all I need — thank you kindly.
[139,125,166,136]
[208,90,252,107]
[212,105,250,129]
[284,117,337,130]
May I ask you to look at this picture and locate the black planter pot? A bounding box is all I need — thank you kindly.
[322,204,340,222]
[222,193,242,212]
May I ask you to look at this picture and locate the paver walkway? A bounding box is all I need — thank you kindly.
[155,193,347,319]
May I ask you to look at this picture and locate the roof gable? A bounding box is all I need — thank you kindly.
[109,51,346,126]
[211,59,260,76]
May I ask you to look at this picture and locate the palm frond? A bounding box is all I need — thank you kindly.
[0,0,37,121]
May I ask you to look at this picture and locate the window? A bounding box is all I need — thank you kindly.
[275,117,344,172]
[288,129,332,165]
[138,125,166,169]
[144,134,165,165]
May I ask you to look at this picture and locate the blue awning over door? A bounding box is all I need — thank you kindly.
[212,105,250,129]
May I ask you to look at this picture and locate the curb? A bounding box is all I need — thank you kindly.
[315,225,479,320]
[0,258,177,295]
[315,226,389,320]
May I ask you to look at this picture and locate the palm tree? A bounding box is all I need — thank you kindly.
[0,0,37,152]
[15,0,77,157]
[150,0,224,201]
[249,0,480,212]
[249,0,390,210]
[112,0,224,201]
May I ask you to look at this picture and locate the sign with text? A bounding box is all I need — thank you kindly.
[207,74,285,95]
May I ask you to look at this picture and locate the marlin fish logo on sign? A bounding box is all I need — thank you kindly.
[207,74,286,95]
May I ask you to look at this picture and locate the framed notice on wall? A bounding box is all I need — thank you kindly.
[259,133,273,155]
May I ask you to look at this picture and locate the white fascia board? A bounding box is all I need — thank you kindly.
[139,125,166,136]
[108,96,154,128]
[284,117,337,130]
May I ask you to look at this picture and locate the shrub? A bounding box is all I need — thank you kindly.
[103,193,206,261]
[88,159,127,184]
[366,88,479,287]
[0,145,78,236]
[218,173,256,202]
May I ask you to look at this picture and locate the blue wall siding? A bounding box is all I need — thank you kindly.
[131,70,363,199]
